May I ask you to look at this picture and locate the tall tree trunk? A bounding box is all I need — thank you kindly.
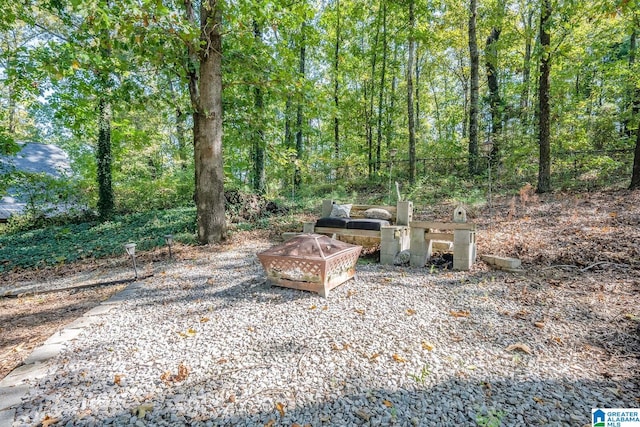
[295,24,306,189]
[252,20,266,194]
[368,7,381,177]
[376,0,387,174]
[415,50,420,134]
[536,0,552,194]
[520,8,534,127]
[96,24,114,220]
[468,0,480,175]
[193,0,226,243]
[632,115,640,189]
[333,0,340,159]
[285,96,293,147]
[407,0,416,184]
[630,23,640,189]
[96,96,113,219]
[485,24,503,165]
[386,44,398,153]
[625,27,638,138]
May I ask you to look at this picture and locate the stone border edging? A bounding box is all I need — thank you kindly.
[0,282,143,427]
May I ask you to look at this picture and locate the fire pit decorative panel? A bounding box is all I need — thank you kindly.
[257,234,362,297]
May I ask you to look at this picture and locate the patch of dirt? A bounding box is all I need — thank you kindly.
[0,285,126,380]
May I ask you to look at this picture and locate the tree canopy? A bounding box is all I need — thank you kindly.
[1,0,638,229]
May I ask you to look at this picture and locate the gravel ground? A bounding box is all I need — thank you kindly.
[10,238,639,426]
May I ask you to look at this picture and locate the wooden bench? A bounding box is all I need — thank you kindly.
[299,200,413,265]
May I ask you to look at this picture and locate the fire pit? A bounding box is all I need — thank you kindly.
[257,234,362,297]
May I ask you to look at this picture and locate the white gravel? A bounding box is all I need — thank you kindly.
[11,242,640,426]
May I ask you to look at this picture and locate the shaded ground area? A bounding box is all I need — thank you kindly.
[1,189,638,388]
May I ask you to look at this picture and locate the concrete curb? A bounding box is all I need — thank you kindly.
[0,281,140,427]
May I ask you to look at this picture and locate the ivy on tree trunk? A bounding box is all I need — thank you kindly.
[96,96,113,219]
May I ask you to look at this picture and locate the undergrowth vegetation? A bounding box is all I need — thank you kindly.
[0,208,196,273]
[0,170,634,275]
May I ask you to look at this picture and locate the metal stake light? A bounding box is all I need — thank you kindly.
[124,243,138,280]
[164,234,174,259]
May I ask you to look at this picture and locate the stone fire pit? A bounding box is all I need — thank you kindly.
[257,234,362,297]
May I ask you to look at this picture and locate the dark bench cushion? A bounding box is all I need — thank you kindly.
[316,216,351,228]
[345,218,390,231]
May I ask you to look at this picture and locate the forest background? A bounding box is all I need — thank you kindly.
[1,0,639,249]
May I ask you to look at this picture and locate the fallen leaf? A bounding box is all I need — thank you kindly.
[275,402,285,417]
[187,328,196,336]
[176,363,189,381]
[609,212,617,218]
[392,354,406,363]
[227,394,236,403]
[217,358,227,364]
[553,337,563,345]
[322,305,328,310]
[41,415,60,427]
[355,309,365,315]
[247,326,255,332]
[114,374,123,386]
[533,397,544,404]
[347,290,356,297]
[309,305,317,310]
[514,309,529,318]
[132,403,154,418]
[200,317,210,323]
[368,352,380,360]
[161,363,190,383]
[506,343,533,354]
[264,420,275,427]
[406,309,416,316]
[332,342,350,351]
[382,399,393,408]
[449,310,470,318]
[421,341,434,351]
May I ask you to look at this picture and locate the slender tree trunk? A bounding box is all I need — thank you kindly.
[486,25,503,165]
[536,0,552,194]
[376,0,387,174]
[407,0,416,184]
[415,50,420,134]
[368,7,381,177]
[468,0,480,175]
[429,79,443,141]
[295,24,306,189]
[96,96,113,219]
[625,27,639,138]
[285,96,293,147]
[386,44,398,153]
[252,20,266,194]
[630,23,640,189]
[193,0,226,243]
[175,106,189,169]
[333,0,340,159]
[631,115,640,189]
[520,8,534,127]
